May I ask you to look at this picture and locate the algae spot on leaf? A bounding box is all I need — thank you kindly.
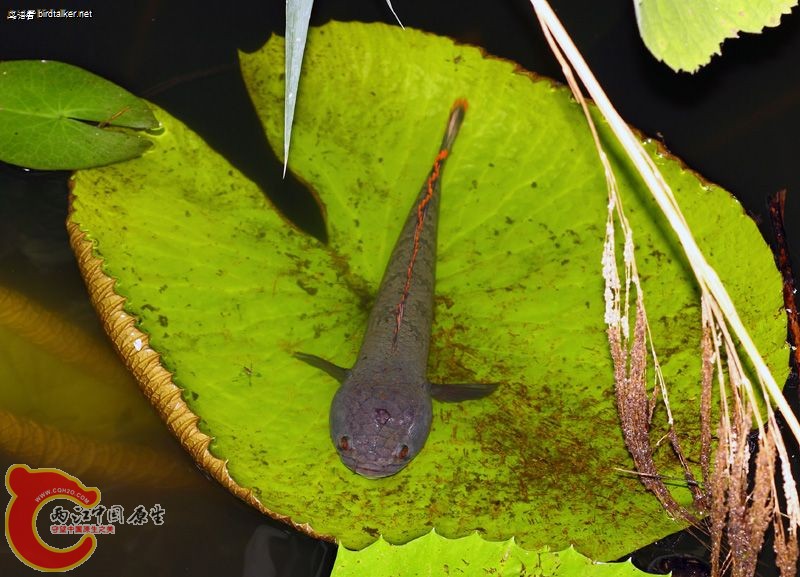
[69,21,785,561]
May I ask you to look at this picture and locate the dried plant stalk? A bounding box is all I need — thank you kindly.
[537,5,696,523]
[709,420,729,577]
[709,290,799,577]
[529,2,800,576]
[608,298,697,522]
[768,192,800,577]
[743,432,776,577]
[529,0,800,444]
[699,307,714,511]
[768,190,800,373]
[773,409,800,577]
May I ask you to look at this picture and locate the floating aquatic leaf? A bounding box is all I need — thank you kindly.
[68,22,785,559]
[332,531,651,577]
[0,60,158,170]
[635,0,797,72]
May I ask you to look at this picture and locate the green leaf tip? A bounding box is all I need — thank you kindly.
[70,21,786,561]
[0,60,159,170]
[635,0,798,72]
[333,530,652,577]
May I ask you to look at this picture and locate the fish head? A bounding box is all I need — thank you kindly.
[329,382,432,478]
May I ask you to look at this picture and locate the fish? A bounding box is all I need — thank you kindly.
[296,100,497,478]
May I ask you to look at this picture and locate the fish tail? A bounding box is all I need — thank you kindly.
[389,99,468,348]
[440,99,468,153]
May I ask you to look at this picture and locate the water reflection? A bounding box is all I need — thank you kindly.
[0,168,336,576]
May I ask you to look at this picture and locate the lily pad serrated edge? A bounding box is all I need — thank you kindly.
[65,197,336,543]
[333,530,650,577]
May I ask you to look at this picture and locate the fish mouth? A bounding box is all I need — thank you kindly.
[354,465,397,479]
[339,456,404,479]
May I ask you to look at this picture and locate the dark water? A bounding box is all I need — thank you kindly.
[1,0,799,575]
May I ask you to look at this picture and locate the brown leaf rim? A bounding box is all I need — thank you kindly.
[66,191,335,544]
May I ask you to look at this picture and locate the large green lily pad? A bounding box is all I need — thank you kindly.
[68,22,785,559]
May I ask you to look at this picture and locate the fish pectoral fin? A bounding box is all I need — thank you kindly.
[293,352,349,384]
[430,382,499,402]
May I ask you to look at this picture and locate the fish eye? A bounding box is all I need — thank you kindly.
[398,445,409,459]
[339,436,350,451]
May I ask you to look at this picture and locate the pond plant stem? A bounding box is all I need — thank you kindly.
[528,0,800,460]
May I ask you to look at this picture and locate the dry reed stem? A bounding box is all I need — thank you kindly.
[529,2,799,575]
[536,0,694,524]
[699,306,714,510]
[529,0,800,446]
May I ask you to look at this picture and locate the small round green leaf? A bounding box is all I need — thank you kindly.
[635,0,797,72]
[0,60,158,170]
[69,22,786,560]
